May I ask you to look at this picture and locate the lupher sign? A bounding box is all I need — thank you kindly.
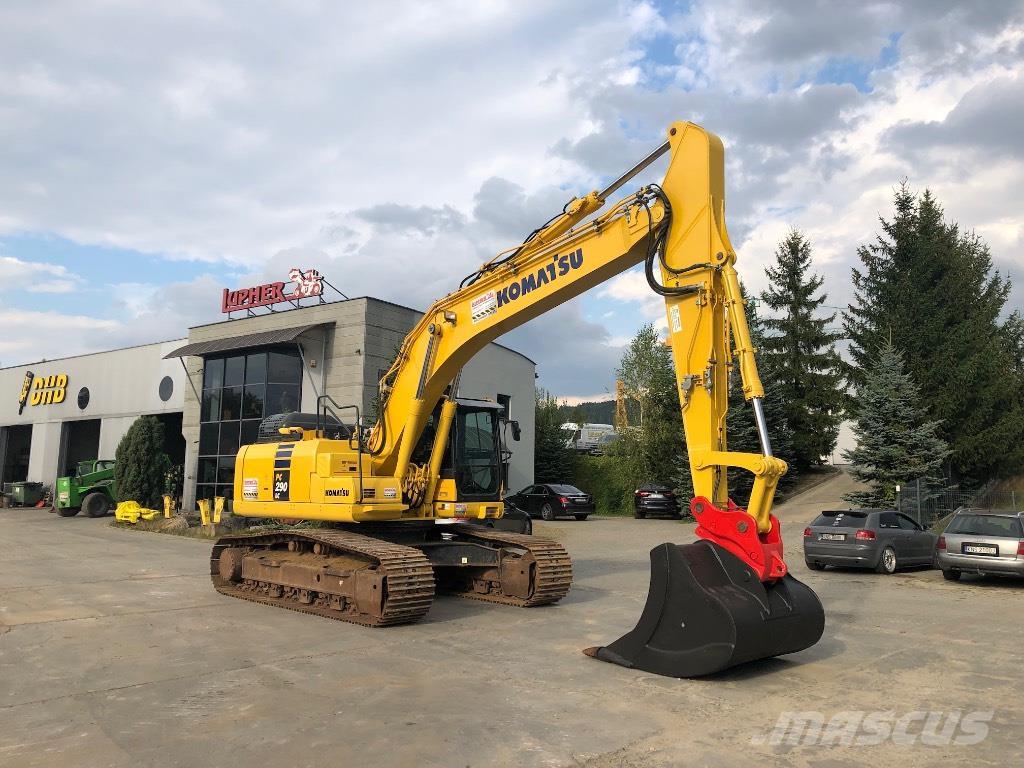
[222,267,324,314]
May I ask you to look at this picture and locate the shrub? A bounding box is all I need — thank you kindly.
[114,416,172,508]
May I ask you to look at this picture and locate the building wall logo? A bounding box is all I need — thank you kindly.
[17,370,34,415]
[221,267,326,314]
[18,372,69,411]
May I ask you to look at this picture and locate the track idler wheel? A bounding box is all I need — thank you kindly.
[584,541,824,678]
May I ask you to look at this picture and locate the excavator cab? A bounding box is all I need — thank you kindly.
[411,398,512,503]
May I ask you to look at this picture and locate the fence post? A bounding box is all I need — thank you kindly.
[1013,490,1017,511]
[915,478,922,525]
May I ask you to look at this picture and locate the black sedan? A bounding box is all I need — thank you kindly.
[633,483,683,519]
[505,484,595,521]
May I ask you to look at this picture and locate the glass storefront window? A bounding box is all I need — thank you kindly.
[242,385,265,419]
[219,420,240,456]
[220,386,242,421]
[198,457,217,484]
[224,356,245,387]
[203,358,224,390]
[266,383,300,415]
[268,350,302,384]
[241,419,261,447]
[245,352,267,384]
[199,423,219,455]
[197,348,303,513]
[217,457,235,485]
[200,389,221,423]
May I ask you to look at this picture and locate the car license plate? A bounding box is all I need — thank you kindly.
[819,533,845,541]
[649,493,663,499]
[962,543,998,556]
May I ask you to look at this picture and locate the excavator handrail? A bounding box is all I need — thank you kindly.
[316,394,364,503]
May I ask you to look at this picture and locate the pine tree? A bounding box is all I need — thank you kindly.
[759,229,845,470]
[114,416,172,508]
[845,185,1024,484]
[533,388,576,484]
[727,289,798,503]
[843,342,950,507]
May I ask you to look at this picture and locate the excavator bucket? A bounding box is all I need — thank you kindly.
[584,540,824,678]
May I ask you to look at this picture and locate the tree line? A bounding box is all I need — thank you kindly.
[535,184,1024,510]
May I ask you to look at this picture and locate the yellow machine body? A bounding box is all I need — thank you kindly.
[234,435,500,523]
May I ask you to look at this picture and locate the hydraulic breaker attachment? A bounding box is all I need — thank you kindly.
[583,540,824,678]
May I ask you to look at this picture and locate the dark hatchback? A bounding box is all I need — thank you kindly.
[803,509,937,574]
[633,483,683,519]
[504,484,595,521]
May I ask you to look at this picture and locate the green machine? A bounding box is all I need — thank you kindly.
[56,460,117,518]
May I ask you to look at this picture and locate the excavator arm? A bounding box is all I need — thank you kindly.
[367,121,787,579]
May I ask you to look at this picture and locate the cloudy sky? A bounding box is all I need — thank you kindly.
[1,0,1022,401]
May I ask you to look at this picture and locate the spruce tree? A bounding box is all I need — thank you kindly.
[114,416,172,508]
[533,388,576,484]
[727,289,798,502]
[759,229,845,470]
[845,185,1024,483]
[843,342,950,507]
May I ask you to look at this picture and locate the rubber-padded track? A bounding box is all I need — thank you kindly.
[210,529,435,627]
[446,524,573,606]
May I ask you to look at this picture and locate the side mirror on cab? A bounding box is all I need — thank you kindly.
[510,420,521,442]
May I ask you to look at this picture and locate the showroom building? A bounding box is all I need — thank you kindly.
[0,293,536,513]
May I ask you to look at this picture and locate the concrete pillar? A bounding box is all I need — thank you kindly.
[27,421,62,489]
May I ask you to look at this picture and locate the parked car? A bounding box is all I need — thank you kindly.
[464,501,532,535]
[803,509,937,574]
[504,484,595,521]
[633,483,682,519]
[587,431,620,456]
[936,508,1024,581]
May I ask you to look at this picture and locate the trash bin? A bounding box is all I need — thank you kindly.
[10,482,44,507]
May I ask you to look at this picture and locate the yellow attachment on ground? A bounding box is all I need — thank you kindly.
[213,496,225,524]
[197,498,211,526]
[114,500,161,524]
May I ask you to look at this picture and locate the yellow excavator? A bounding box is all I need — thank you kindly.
[212,121,825,678]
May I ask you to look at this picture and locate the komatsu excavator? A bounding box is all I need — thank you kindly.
[213,121,825,678]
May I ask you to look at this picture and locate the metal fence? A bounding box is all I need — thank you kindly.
[897,479,1022,528]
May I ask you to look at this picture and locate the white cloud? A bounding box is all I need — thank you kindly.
[0,310,121,365]
[0,255,81,293]
[1,1,1022,396]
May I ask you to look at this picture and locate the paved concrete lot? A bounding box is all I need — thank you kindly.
[2,474,1021,768]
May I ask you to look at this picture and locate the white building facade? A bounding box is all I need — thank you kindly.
[0,297,536,511]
